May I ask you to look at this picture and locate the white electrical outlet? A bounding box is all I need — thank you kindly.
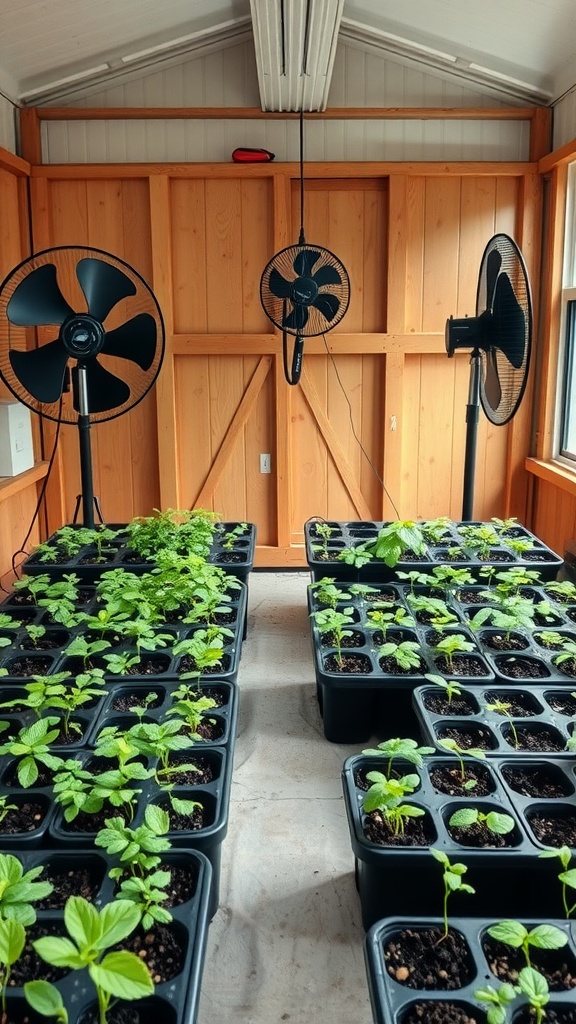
[260,453,271,474]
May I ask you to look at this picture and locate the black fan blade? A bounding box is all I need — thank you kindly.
[76,258,137,323]
[268,268,292,299]
[9,339,69,403]
[312,293,340,322]
[101,313,157,371]
[486,248,502,308]
[312,264,342,287]
[284,305,309,332]
[7,264,75,327]
[492,273,526,368]
[484,349,502,410]
[75,357,130,414]
[294,249,321,277]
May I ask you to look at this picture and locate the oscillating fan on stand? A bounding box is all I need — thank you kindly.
[445,232,532,520]
[260,111,350,384]
[0,245,165,527]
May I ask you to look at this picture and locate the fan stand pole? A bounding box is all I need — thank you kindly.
[72,365,102,529]
[462,350,481,521]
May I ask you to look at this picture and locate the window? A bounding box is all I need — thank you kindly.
[557,162,576,463]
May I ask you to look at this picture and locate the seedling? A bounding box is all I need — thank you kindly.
[430,848,474,939]
[310,607,355,668]
[377,639,422,672]
[63,635,111,669]
[117,870,173,931]
[553,638,576,675]
[95,805,172,880]
[337,542,373,569]
[0,917,25,1016]
[127,719,197,783]
[544,580,576,603]
[365,605,414,640]
[0,717,64,788]
[53,759,152,823]
[25,980,68,1023]
[221,522,248,550]
[172,629,227,673]
[437,737,486,789]
[538,845,576,917]
[0,797,18,825]
[166,682,217,737]
[308,578,349,609]
[516,966,550,1024]
[361,737,434,776]
[22,623,47,648]
[474,979,517,1024]
[421,516,452,543]
[0,853,53,925]
[486,920,567,968]
[424,672,463,704]
[484,698,520,749]
[368,520,427,566]
[310,522,337,558]
[431,633,475,672]
[448,806,515,837]
[534,629,565,650]
[102,651,142,675]
[363,770,420,811]
[459,523,499,559]
[32,896,154,1024]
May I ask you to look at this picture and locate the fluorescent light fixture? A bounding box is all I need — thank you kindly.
[250,0,344,111]
[20,65,110,100]
[121,17,251,63]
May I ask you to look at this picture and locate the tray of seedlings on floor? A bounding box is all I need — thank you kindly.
[341,746,562,930]
[365,914,576,1024]
[0,843,212,1024]
[19,510,257,585]
[305,516,563,583]
[412,681,576,758]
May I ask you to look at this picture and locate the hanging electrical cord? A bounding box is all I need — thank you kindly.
[2,398,63,591]
[321,333,400,519]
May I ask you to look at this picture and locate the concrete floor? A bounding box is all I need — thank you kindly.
[197,570,374,1024]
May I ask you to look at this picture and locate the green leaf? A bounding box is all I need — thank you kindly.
[558,868,576,891]
[64,896,101,951]
[33,935,85,969]
[17,756,39,789]
[487,920,527,948]
[449,808,478,829]
[24,980,67,1020]
[0,917,25,966]
[527,924,567,950]
[98,900,140,948]
[516,966,549,1006]
[90,950,154,999]
[144,804,170,834]
[485,811,515,835]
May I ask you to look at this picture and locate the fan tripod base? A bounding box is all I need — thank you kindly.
[72,494,104,527]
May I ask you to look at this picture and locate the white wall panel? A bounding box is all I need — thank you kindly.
[553,89,576,148]
[0,95,17,153]
[40,40,531,163]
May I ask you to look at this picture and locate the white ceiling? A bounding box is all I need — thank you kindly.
[2,0,576,108]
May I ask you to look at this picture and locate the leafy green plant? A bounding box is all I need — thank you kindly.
[0,797,18,825]
[172,628,227,673]
[0,917,26,1017]
[474,978,517,1024]
[553,638,576,675]
[544,580,576,604]
[430,848,474,939]
[448,806,515,837]
[165,682,217,737]
[32,896,154,1024]
[362,770,424,837]
[361,737,434,776]
[365,605,414,640]
[534,629,565,650]
[116,871,173,931]
[0,853,53,925]
[94,805,172,880]
[458,523,500,559]
[310,522,337,558]
[367,520,428,567]
[307,578,349,609]
[22,623,47,648]
[377,638,422,672]
[310,607,355,668]
[486,920,567,968]
[63,635,111,669]
[437,737,486,789]
[515,966,549,1024]
[431,632,475,672]
[337,543,373,569]
[484,698,520,749]
[424,672,462,704]
[24,980,69,1023]
[102,651,142,676]
[0,717,64,788]
[127,719,197,785]
[53,759,152,823]
[405,592,459,627]
[538,845,576,917]
[421,516,453,544]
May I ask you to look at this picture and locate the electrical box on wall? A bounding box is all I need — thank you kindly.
[0,400,34,477]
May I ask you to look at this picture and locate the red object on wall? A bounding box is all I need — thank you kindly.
[232,148,275,162]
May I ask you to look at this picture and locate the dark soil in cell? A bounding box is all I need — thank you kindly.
[557,661,576,678]
[118,923,185,984]
[422,694,476,716]
[513,1009,576,1024]
[320,629,365,649]
[36,864,101,908]
[481,632,528,652]
[163,800,207,832]
[500,764,572,799]
[4,656,54,676]
[447,818,518,848]
[379,656,427,675]
[188,716,225,742]
[363,810,435,847]
[434,548,468,562]
[546,693,576,715]
[384,927,473,989]
[432,655,488,677]
[0,800,46,833]
[324,653,372,673]
[483,691,539,716]
[114,656,172,676]
[428,763,494,797]
[18,633,68,651]
[400,1002,486,1024]
[527,812,576,847]
[161,755,214,786]
[62,804,129,835]
[436,726,495,750]
[110,690,165,712]
[502,725,566,752]
[456,590,487,605]
[159,861,198,906]
[494,656,549,679]
[177,653,231,675]
[483,932,576,991]
[215,551,247,564]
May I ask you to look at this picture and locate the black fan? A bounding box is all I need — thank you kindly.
[0,245,165,526]
[445,232,532,519]
[260,112,350,384]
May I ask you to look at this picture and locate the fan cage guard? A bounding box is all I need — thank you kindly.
[476,233,532,426]
[260,243,351,338]
[0,245,165,425]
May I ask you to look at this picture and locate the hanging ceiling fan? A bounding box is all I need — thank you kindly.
[445,232,532,520]
[0,245,165,527]
[260,111,350,384]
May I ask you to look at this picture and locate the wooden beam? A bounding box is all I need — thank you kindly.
[194,356,272,508]
[0,462,49,501]
[529,107,552,162]
[18,109,42,165]
[172,332,452,356]
[31,161,536,179]
[34,106,537,122]
[0,147,29,176]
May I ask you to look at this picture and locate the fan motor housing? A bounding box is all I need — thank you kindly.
[61,314,106,358]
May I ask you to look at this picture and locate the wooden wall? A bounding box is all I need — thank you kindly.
[23,155,541,565]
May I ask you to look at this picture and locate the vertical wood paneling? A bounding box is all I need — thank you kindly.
[532,478,576,558]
